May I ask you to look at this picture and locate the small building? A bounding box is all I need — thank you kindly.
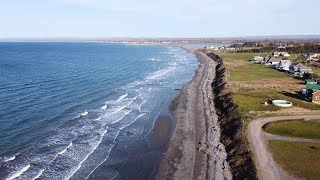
[306,84,320,103]
[265,57,282,66]
[272,51,290,57]
[306,53,319,60]
[305,79,317,84]
[289,63,313,77]
[296,66,313,77]
[251,56,264,63]
[276,60,292,71]
[290,63,304,72]
[312,91,320,104]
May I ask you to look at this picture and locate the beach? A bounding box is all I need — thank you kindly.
[156,49,232,179]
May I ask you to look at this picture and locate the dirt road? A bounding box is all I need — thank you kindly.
[248,115,320,180]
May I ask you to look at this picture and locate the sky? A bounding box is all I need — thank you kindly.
[0,0,319,38]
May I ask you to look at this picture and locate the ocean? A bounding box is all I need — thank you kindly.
[0,42,198,179]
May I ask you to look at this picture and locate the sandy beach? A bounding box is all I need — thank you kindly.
[156,49,232,180]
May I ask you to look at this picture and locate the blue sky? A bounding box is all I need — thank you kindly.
[0,0,319,38]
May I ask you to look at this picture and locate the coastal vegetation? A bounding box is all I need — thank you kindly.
[264,120,320,139]
[215,52,320,114]
[210,51,320,179]
[268,140,320,180]
[231,42,320,54]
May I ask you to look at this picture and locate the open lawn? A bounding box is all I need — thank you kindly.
[268,140,320,180]
[264,120,320,139]
[233,89,320,112]
[218,52,320,113]
[228,64,292,81]
[216,52,269,61]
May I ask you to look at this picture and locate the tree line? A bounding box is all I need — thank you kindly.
[236,44,320,54]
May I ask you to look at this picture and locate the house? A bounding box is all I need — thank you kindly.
[272,52,281,56]
[272,51,290,57]
[306,53,319,60]
[289,63,313,77]
[305,84,320,103]
[289,63,304,73]
[265,57,282,66]
[296,66,313,77]
[263,56,271,64]
[276,60,292,71]
[305,79,317,84]
[251,56,264,63]
[282,53,291,57]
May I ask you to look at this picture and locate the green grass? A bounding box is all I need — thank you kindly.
[264,120,320,139]
[216,52,269,61]
[233,89,320,112]
[268,140,320,180]
[229,64,292,81]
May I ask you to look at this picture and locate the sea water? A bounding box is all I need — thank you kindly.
[0,42,198,179]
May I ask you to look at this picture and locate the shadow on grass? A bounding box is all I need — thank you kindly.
[280,91,304,101]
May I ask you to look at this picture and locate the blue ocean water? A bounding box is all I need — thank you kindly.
[0,42,198,179]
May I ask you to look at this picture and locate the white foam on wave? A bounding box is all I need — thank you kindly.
[6,164,31,180]
[93,117,102,121]
[147,66,176,80]
[74,111,89,119]
[116,93,128,103]
[81,111,88,116]
[58,142,73,156]
[100,105,107,110]
[3,153,19,162]
[138,100,147,112]
[109,105,126,116]
[111,110,132,124]
[65,128,108,180]
[31,169,44,180]
[85,130,120,180]
[119,113,145,130]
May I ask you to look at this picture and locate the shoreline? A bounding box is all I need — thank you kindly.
[156,48,232,179]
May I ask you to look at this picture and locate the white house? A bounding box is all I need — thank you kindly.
[289,62,313,77]
[272,51,290,57]
[265,57,282,66]
[251,56,264,63]
[276,60,292,71]
[289,63,304,73]
[306,53,319,60]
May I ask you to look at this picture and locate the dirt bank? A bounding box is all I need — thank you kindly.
[208,52,258,179]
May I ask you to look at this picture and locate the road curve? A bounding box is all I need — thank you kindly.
[248,115,320,180]
[264,132,320,143]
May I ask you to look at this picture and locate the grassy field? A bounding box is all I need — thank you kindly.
[233,89,320,112]
[229,64,292,81]
[264,120,320,139]
[268,140,320,180]
[217,52,320,113]
[216,52,269,61]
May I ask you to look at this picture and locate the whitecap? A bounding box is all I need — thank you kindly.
[31,169,44,180]
[58,142,73,155]
[65,129,108,180]
[74,111,89,119]
[81,111,88,116]
[100,105,107,110]
[109,105,126,116]
[116,93,128,102]
[93,117,102,121]
[6,164,31,180]
[3,153,19,162]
